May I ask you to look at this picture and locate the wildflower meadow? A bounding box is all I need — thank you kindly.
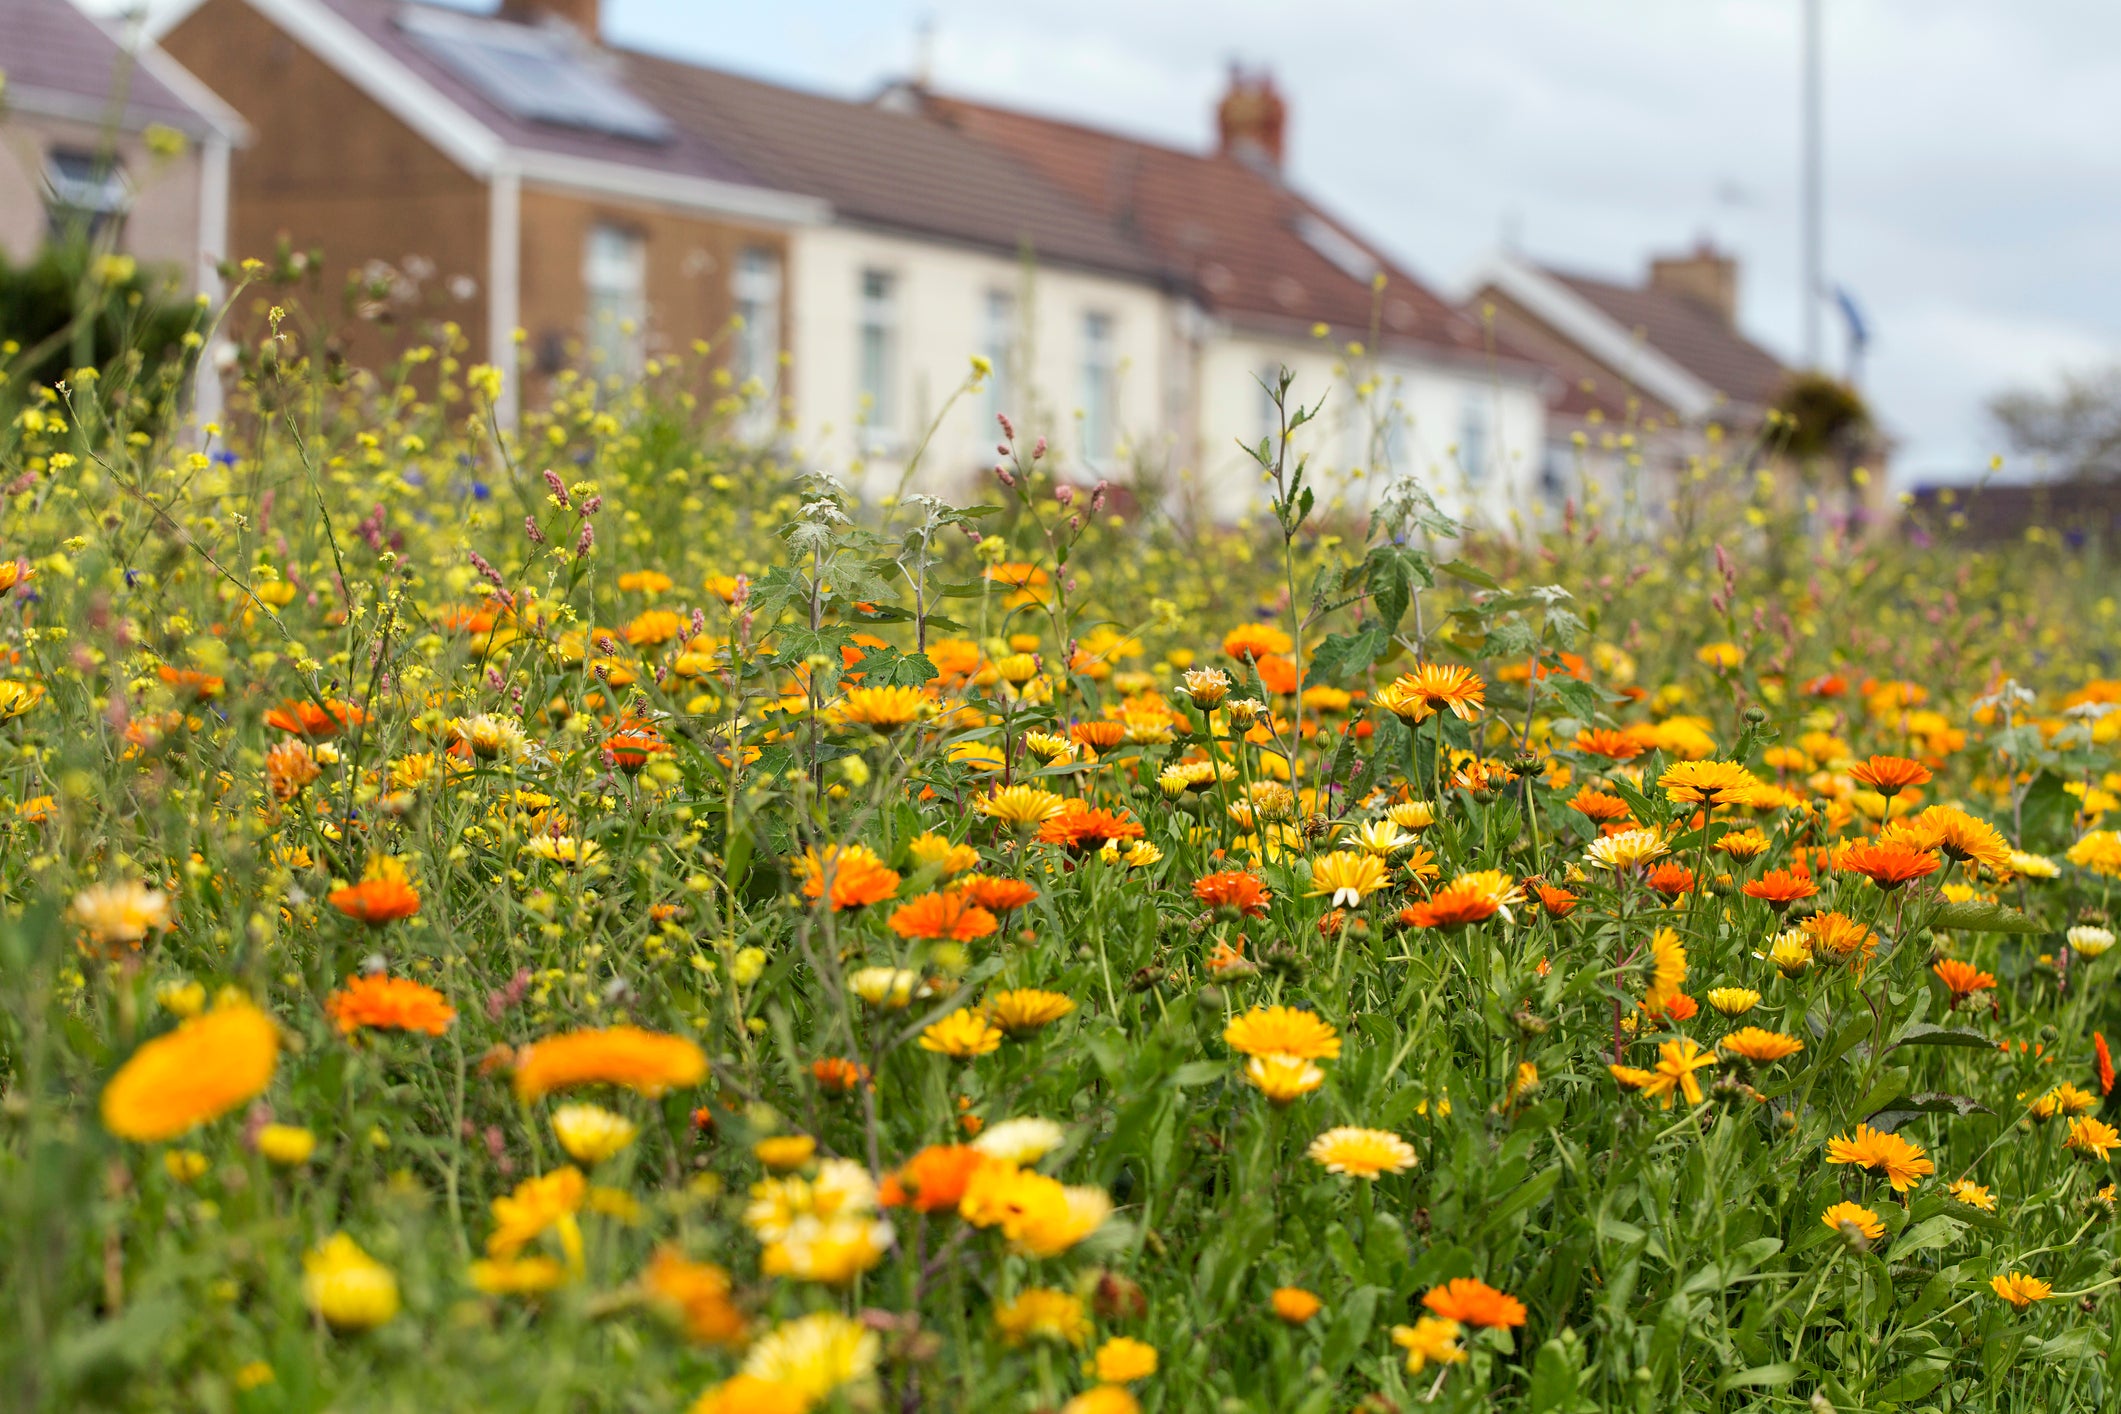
[4,301,2121,1414]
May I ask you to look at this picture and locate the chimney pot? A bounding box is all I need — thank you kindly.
[1649,240,1739,327]
[1216,64,1287,171]
[499,0,601,40]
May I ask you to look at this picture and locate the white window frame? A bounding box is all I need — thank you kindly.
[584,222,647,378]
[1080,310,1118,467]
[858,267,900,447]
[731,245,782,438]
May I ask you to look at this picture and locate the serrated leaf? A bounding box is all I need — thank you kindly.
[1310,627,1387,684]
[1891,1023,1997,1051]
[1868,1092,1992,1130]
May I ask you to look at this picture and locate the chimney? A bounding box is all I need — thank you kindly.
[499,0,600,39]
[1649,239,1739,327]
[1216,64,1287,171]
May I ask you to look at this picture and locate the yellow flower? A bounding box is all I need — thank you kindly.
[1246,1053,1326,1103]
[1062,1389,1139,1414]
[1705,987,1759,1015]
[1224,1005,1340,1060]
[154,979,206,1017]
[755,1135,818,1172]
[1608,1037,1715,1109]
[1391,1316,1467,1373]
[1305,850,1390,907]
[920,1008,1004,1058]
[2069,830,2121,877]
[1825,1125,1935,1190]
[164,1149,209,1183]
[70,879,174,951]
[2066,1115,2121,1161]
[1586,828,1669,871]
[907,831,981,875]
[994,1288,1091,1346]
[960,1165,1111,1256]
[837,685,928,731]
[975,785,1068,828]
[1821,1201,1885,1240]
[552,1104,639,1164]
[1991,1272,2053,1309]
[1768,930,1814,977]
[257,1124,317,1166]
[1093,1335,1158,1383]
[487,1167,587,1264]
[302,1234,400,1330]
[1948,1179,1997,1212]
[849,967,919,1008]
[101,998,278,1141]
[470,1255,569,1295]
[972,1117,1067,1164]
[1272,1287,1323,1323]
[987,989,1075,1034]
[1306,1126,1417,1179]
[741,1311,881,1404]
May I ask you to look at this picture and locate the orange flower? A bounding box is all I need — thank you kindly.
[1801,911,1880,970]
[604,717,666,772]
[642,1248,746,1346]
[1572,728,1644,762]
[1719,1027,1805,1063]
[264,697,366,737]
[1271,1287,1323,1324]
[513,1026,708,1102]
[795,845,901,911]
[1658,760,1762,807]
[265,739,321,802]
[1644,862,1695,898]
[1533,883,1579,917]
[158,665,224,700]
[1071,720,1127,751]
[1222,624,1293,661]
[1038,804,1144,852]
[325,975,455,1035]
[1931,959,1996,1003]
[1254,653,1301,696]
[1399,876,1504,929]
[1824,1124,1935,1191]
[838,686,928,731]
[811,1057,870,1095]
[1742,868,1817,910]
[1420,1278,1526,1329]
[1375,664,1486,723]
[1883,804,2014,876]
[957,875,1038,912]
[888,891,999,942]
[1193,871,1271,917]
[1838,840,1940,891]
[1566,787,1633,824]
[329,857,421,925]
[879,1145,993,1212]
[2099,1033,2116,1097]
[1847,754,1932,796]
[101,998,279,1141]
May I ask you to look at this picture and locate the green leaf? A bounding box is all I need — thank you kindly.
[2019,769,2078,855]
[1310,627,1388,684]
[1439,558,1500,590]
[1891,1024,1998,1052]
[1716,1363,1797,1392]
[845,646,938,689]
[1930,900,2045,933]
[1867,1091,1992,1132]
[1169,1061,1225,1088]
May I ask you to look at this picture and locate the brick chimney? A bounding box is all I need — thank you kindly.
[499,0,600,39]
[1216,64,1287,171]
[1649,240,1739,327]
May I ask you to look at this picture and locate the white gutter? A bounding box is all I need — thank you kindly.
[487,161,522,426]
[193,131,232,428]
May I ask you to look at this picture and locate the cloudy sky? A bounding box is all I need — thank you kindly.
[115,0,2121,481]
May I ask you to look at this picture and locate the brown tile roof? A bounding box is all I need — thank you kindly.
[612,58,1166,282]
[917,92,1529,371]
[313,0,766,187]
[1543,265,1791,413]
[0,0,222,134]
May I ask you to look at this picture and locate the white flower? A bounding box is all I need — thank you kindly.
[972,1117,1066,1165]
[2069,926,2116,959]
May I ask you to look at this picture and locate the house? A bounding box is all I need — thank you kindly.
[0,0,247,413]
[1466,243,1809,514]
[152,0,823,423]
[911,71,1553,526]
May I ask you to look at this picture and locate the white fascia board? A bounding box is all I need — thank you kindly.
[154,0,504,176]
[128,35,254,145]
[1465,251,1715,419]
[514,150,827,227]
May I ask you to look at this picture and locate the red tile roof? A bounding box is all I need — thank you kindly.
[1544,265,1791,414]
[917,91,1530,372]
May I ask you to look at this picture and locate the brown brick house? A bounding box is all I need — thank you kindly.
[152,0,821,419]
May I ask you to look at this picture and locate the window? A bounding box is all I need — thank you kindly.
[1080,312,1117,464]
[731,247,782,435]
[584,224,646,377]
[983,289,1016,439]
[44,148,129,247]
[1459,395,1491,485]
[858,268,899,442]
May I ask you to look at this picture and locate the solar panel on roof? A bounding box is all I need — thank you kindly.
[398,5,671,144]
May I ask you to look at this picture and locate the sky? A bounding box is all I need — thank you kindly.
[113,0,2121,482]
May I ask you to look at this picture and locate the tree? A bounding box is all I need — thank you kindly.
[1987,363,2121,480]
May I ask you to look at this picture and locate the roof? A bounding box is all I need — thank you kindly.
[611,57,1167,282]
[1543,264,1791,414]
[915,91,1521,369]
[0,0,242,138]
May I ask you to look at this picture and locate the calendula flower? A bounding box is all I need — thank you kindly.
[1742,868,1818,910]
[1705,987,1759,1015]
[2034,1085,2105,1120]
[1643,928,1688,1015]
[920,1008,1004,1058]
[906,831,982,875]
[740,1311,880,1405]
[325,974,455,1035]
[2067,830,2121,877]
[1400,870,1519,929]
[302,1233,399,1330]
[1719,1028,1805,1063]
[1375,664,1485,723]
[957,874,1039,912]
[1306,1126,1417,1179]
[70,879,174,952]
[689,1376,806,1414]
[793,845,901,910]
[755,1135,818,1171]
[1825,1124,1935,1190]
[1991,1272,2054,1309]
[513,1026,708,1102]
[1093,1335,1158,1383]
[880,1145,993,1212]
[551,1104,639,1164]
[986,989,1075,1035]
[470,1255,569,1296]
[524,835,602,867]
[1392,1316,1467,1374]
[889,890,998,942]
[1609,1037,1715,1108]
[1801,911,1879,970]
[1193,870,1272,916]
[1889,805,2016,876]
[1659,760,1762,807]
[1848,755,1931,795]
[975,785,1070,828]
[1821,1201,1885,1241]
[1421,1277,1527,1328]
[1040,803,1145,852]
[972,1116,1067,1165]
[256,1123,316,1166]
[1222,624,1292,662]
[1586,828,1669,872]
[2070,925,2117,958]
[1768,930,1814,977]
[101,997,278,1141]
[1305,850,1389,907]
[449,713,530,761]
[329,856,421,925]
[1246,1053,1326,1103]
[1932,958,1997,1001]
[1948,1179,1998,1212]
[1272,1287,1323,1323]
[1573,727,1645,761]
[1224,1005,1341,1060]
[836,685,927,731]
[2066,1115,2121,1160]
[994,1288,1092,1346]
[849,967,919,1008]
[1838,839,1940,890]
